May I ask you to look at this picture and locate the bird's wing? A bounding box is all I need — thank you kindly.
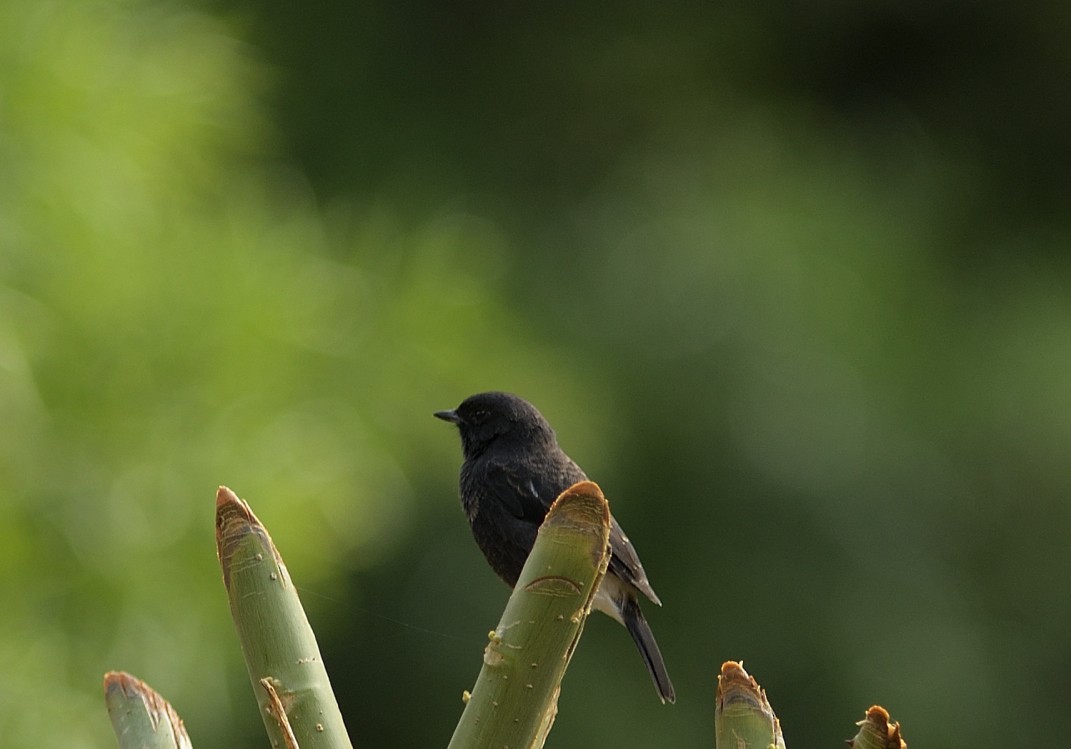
[487,451,664,607]
[485,457,554,523]
[607,517,663,606]
[485,450,590,523]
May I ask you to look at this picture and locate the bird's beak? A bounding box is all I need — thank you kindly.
[434,409,461,424]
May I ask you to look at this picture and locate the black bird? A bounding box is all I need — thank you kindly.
[435,391,675,704]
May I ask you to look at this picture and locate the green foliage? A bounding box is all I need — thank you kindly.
[0,3,578,747]
[3,1,1071,747]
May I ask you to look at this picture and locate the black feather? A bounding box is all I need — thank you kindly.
[437,391,675,703]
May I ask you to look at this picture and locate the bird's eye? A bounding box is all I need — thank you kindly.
[473,409,489,422]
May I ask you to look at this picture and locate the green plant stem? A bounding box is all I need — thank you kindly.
[215,486,352,749]
[447,480,611,749]
[103,671,192,749]
[848,706,906,749]
[714,661,786,749]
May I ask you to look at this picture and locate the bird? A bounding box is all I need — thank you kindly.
[435,391,675,704]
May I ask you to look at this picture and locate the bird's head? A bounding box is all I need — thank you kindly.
[435,391,554,459]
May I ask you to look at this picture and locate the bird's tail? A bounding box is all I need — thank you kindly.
[621,595,676,704]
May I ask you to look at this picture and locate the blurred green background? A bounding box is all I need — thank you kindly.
[2,1,1069,747]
